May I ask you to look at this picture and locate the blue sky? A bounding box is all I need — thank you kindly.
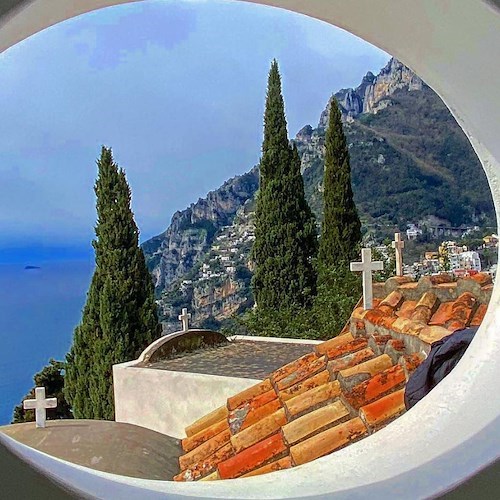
[0,0,389,261]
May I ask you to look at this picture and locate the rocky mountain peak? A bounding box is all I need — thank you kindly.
[317,57,424,128]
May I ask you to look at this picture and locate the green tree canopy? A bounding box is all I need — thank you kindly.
[64,147,160,420]
[318,97,361,267]
[12,359,72,424]
[251,60,318,312]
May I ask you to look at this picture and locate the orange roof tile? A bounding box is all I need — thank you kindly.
[218,432,287,479]
[343,364,406,410]
[290,418,367,466]
[359,389,406,430]
[282,400,349,445]
[285,381,341,417]
[174,272,491,482]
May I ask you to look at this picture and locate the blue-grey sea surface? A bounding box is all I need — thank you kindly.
[0,260,94,424]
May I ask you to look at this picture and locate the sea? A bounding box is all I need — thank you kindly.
[0,259,94,425]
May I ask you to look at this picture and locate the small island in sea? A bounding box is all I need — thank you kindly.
[24,265,41,270]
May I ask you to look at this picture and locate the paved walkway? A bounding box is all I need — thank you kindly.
[147,340,317,379]
[0,420,182,480]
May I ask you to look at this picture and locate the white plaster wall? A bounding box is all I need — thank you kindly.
[0,0,499,498]
[113,360,258,438]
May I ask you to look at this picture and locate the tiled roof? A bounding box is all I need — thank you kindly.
[174,272,492,482]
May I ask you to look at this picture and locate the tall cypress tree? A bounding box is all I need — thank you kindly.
[251,60,317,311]
[318,97,361,267]
[65,147,160,420]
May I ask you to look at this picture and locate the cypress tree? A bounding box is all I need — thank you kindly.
[318,97,361,267]
[65,147,160,420]
[251,60,317,312]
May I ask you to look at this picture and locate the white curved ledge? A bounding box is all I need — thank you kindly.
[0,0,499,498]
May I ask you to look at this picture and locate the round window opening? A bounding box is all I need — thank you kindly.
[0,1,499,498]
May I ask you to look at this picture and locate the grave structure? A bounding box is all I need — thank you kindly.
[173,272,493,481]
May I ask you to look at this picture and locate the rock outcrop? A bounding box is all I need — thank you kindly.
[142,168,258,293]
[319,58,424,126]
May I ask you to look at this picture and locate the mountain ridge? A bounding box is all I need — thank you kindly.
[142,57,494,331]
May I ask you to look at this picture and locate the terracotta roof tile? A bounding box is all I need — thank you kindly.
[367,334,393,355]
[240,456,292,478]
[384,338,407,364]
[398,281,419,290]
[428,274,455,285]
[391,317,425,336]
[231,408,287,454]
[419,325,451,344]
[290,417,367,466]
[315,332,354,356]
[179,428,231,471]
[182,418,229,453]
[339,354,393,380]
[217,432,287,479]
[469,272,492,287]
[278,370,330,402]
[470,303,487,326]
[328,348,375,376]
[399,353,425,380]
[343,364,406,410]
[429,302,455,326]
[449,292,478,329]
[185,405,228,438]
[325,338,368,360]
[227,379,274,411]
[359,389,406,431]
[271,352,318,384]
[174,442,233,482]
[275,355,327,391]
[285,380,341,418]
[378,290,404,311]
[229,398,282,435]
[396,300,417,319]
[364,309,397,329]
[282,400,349,445]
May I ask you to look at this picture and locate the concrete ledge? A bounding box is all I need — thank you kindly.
[113,359,258,438]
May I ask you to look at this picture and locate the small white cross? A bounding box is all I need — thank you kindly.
[23,387,57,428]
[392,232,405,277]
[350,248,384,310]
[178,308,191,332]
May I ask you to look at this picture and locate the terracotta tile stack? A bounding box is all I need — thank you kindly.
[174,272,491,481]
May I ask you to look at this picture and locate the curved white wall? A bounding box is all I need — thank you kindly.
[0,1,499,498]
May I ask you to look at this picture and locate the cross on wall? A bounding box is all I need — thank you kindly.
[350,248,384,310]
[392,232,405,277]
[23,387,57,428]
[178,308,191,332]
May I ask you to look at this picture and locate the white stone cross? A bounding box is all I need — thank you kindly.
[350,248,384,310]
[178,308,191,332]
[23,387,57,428]
[392,232,405,277]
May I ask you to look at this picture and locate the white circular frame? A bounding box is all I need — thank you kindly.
[0,1,499,498]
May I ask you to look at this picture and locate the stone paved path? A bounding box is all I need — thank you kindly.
[1,420,182,480]
[147,340,317,379]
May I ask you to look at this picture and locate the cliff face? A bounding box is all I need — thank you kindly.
[319,58,424,126]
[142,168,258,293]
